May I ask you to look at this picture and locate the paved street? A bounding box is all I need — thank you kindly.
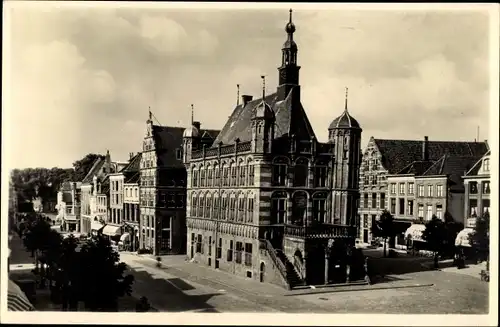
[120,252,489,314]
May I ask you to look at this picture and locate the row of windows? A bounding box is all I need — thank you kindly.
[192,164,255,187]
[124,188,139,198]
[363,193,386,209]
[468,198,490,217]
[363,174,386,186]
[364,159,379,171]
[468,181,490,195]
[140,192,185,208]
[272,165,327,187]
[111,180,123,192]
[270,198,327,225]
[190,194,254,222]
[191,234,253,266]
[389,183,445,198]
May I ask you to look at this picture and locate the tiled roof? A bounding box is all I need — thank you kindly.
[121,153,142,173]
[213,86,316,146]
[374,139,489,174]
[124,171,140,184]
[421,155,482,191]
[99,175,110,195]
[329,110,361,129]
[397,160,436,175]
[81,158,105,184]
[465,149,491,176]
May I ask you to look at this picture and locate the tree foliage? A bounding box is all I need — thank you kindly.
[469,211,489,258]
[370,210,395,257]
[22,216,134,312]
[77,236,134,311]
[422,215,448,268]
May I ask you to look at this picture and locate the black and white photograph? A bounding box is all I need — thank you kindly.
[1,1,498,325]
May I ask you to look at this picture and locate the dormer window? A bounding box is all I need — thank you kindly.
[483,158,490,172]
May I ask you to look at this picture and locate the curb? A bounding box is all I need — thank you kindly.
[285,283,434,296]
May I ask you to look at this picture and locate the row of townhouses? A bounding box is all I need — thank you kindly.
[55,10,491,289]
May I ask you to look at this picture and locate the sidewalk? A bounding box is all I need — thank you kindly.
[421,260,487,280]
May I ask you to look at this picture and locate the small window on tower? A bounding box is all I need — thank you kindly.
[176,148,182,160]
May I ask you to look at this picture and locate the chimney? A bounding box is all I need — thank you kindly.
[129,152,135,160]
[105,150,111,173]
[193,121,201,131]
[242,95,253,106]
[422,136,429,161]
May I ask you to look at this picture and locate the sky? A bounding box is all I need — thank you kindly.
[4,3,495,169]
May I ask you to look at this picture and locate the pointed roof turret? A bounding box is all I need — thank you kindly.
[329,87,361,130]
[253,75,274,120]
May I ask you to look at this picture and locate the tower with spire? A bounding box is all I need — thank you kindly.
[251,76,275,154]
[277,9,301,101]
[328,88,362,226]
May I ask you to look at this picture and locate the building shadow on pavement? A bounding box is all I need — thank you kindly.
[128,269,220,312]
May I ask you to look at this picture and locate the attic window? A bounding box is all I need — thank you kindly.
[176,148,182,160]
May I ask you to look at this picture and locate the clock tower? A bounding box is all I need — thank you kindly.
[277,9,301,101]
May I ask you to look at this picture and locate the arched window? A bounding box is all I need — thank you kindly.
[205,193,211,218]
[200,165,205,187]
[213,163,220,187]
[271,191,287,224]
[199,193,205,218]
[343,137,349,159]
[213,193,220,219]
[272,157,288,186]
[247,159,255,186]
[291,191,307,226]
[238,193,246,222]
[229,194,236,221]
[294,158,309,187]
[223,163,229,186]
[206,164,213,187]
[192,167,198,187]
[221,194,228,220]
[237,159,244,186]
[247,193,254,223]
[239,161,247,186]
[230,161,237,187]
[191,193,198,217]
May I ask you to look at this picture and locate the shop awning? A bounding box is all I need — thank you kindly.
[120,233,130,242]
[103,225,122,236]
[8,279,35,311]
[50,225,61,232]
[455,228,474,247]
[404,224,426,242]
[91,222,104,231]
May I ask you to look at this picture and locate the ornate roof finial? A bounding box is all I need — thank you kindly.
[237,84,240,106]
[261,75,266,99]
[344,87,349,112]
[148,106,152,121]
[286,9,296,36]
[190,104,194,125]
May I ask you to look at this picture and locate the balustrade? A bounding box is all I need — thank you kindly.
[284,224,356,239]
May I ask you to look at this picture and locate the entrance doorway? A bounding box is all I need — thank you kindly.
[363,229,369,243]
[260,262,265,282]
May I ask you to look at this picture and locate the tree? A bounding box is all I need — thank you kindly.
[72,154,105,182]
[370,210,395,257]
[469,211,490,263]
[77,235,134,311]
[422,215,448,269]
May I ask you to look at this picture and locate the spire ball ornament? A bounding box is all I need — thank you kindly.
[285,9,296,34]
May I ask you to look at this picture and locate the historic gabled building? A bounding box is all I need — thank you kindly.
[463,150,491,228]
[56,181,82,232]
[359,136,489,245]
[80,151,123,235]
[139,113,217,255]
[122,152,142,251]
[183,10,362,289]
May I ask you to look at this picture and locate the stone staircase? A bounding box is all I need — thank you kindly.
[275,249,305,288]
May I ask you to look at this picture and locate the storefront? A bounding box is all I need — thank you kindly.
[455,228,475,259]
[404,224,428,254]
[102,224,122,245]
[90,220,105,237]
